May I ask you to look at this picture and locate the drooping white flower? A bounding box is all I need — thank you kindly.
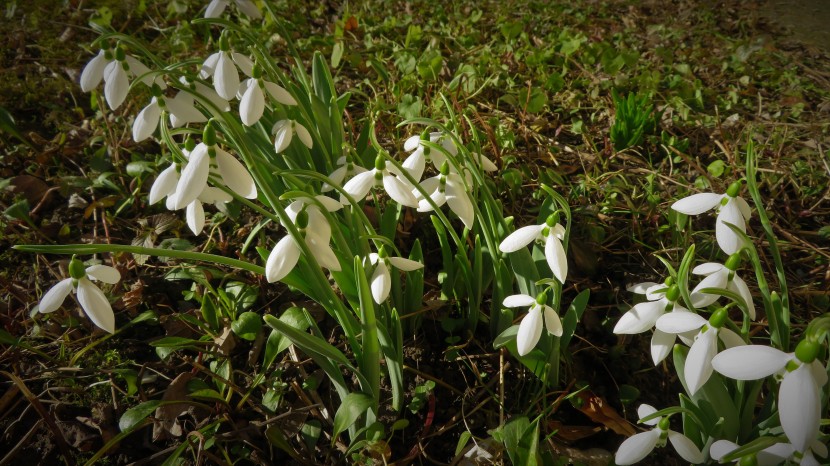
[690,256,756,319]
[341,155,419,208]
[502,292,562,356]
[184,186,233,235]
[265,200,341,282]
[322,156,368,192]
[614,281,693,365]
[132,87,206,142]
[170,124,257,211]
[415,162,475,229]
[712,341,827,454]
[671,181,751,254]
[615,404,704,465]
[499,213,568,284]
[199,35,254,101]
[96,47,161,111]
[367,246,424,303]
[711,438,828,466]
[38,258,121,333]
[238,67,297,126]
[272,119,313,153]
[204,0,262,19]
[80,48,114,93]
[402,131,459,176]
[655,308,744,394]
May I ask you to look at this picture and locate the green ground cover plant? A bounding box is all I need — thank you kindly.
[1,0,829,464]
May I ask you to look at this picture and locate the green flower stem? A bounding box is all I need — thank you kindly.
[746,140,790,350]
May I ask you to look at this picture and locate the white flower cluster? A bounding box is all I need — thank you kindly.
[613,181,828,465]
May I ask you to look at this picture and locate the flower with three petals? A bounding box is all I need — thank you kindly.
[615,404,704,465]
[502,292,562,356]
[671,181,751,255]
[498,213,568,284]
[38,258,121,333]
[614,280,693,365]
[322,156,368,193]
[655,308,744,394]
[205,0,262,19]
[690,254,756,319]
[266,197,342,282]
[342,155,419,208]
[366,246,424,304]
[712,340,828,455]
[273,119,313,153]
[81,44,159,110]
[414,161,475,229]
[199,35,254,101]
[238,65,297,126]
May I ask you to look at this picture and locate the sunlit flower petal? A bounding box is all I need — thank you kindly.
[39,278,73,314]
[215,147,256,199]
[613,299,666,334]
[671,192,723,215]
[651,329,675,365]
[499,224,544,253]
[172,143,210,209]
[370,261,391,303]
[149,164,179,205]
[685,328,717,394]
[542,305,563,336]
[186,200,205,235]
[80,50,108,92]
[712,345,791,380]
[240,80,265,126]
[77,277,115,333]
[103,62,129,110]
[637,404,659,426]
[716,199,746,254]
[214,52,240,100]
[668,430,704,463]
[544,234,567,283]
[516,305,543,356]
[133,98,161,142]
[780,363,820,452]
[85,265,121,284]
[615,430,660,465]
[265,236,300,283]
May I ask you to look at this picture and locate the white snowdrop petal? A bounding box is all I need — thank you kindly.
[716,200,746,255]
[313,195,343,212]
[503,294,536,308]
[235,0,262,19]
[403,135,421,152]
[172,144,210,209]
[370,262,391,304]
[383,174,419,207]
[198,186,233,204]
[446,188,475,229]
[388,257,423,271]
[104,64,129,110]
[691,269,728,308]
[240,81,265,126]
[627,282,661,294]
[471,153,498,171]
[615,430,660,465]
[808,360,828,387]
[166,92,206,124]
[77,278,115,333]
[729,275,756,320]
[655,311,707,334]
[718,328,745,348]
[215,148,257,199]
[613,300,665,334]
[735,196,752,220]
[637,404,658,426]
[39,278,74,314]
[80,50,107,92]
[692,262,724,276]
[85,265,121,284]
[200,52,220,79]
[668,430,704,463]
[499,224,544,253]
[671,192,723,215]
[342,170,375,202]
[323,166,347,192]
[124,55,154,86]
[195,81,229,111]
[712,345,791,380]
[149,164,179,205]
[685,329,717,395]
[132,99,161,142]
[295,123,313,149]
[516,307,543,356]
[186,200,205,235]
[231,53,254,77]
[544,235,568,284]
[214,52,240,100]
[204,0,228,18]
[306,236,340,272]
[644,284,668,301]
[273,120,293,153]
[266,236,300,283]
[402,149,426,182]
[263,81,297,105]
[650,329,675,365]
[779,363,821,452]
[709,440,739,461]
[542,305,563,337]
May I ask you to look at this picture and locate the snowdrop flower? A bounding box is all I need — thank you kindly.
[502,292,562,356]
[177,76,230,115]
[38,257,121,333]
[199,35,254,100]
[690,254,756,319]
[80,44,159,110]
[80,45,114,93]
[367,246,424,303]
[671,181,751,255]
[655,308,744,394]
[170,122,257,211]
[498,213,568,284]
[615,404,704,465]
[132,85,206,142]
[184,186,233,235]
[238,65,297,126]
[415,161,475,229]
[402,131,460,178]
[205,0,262,19]
[266,203,341,283]
[712,340,828,454]
[273,119,313,153]
[342,155,419,208]
[614,281,693,364]
[322,156,368,192]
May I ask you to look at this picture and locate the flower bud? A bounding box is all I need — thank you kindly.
[184,137,196,152]
[114,46,126,62]
[374,155,386,171]
[535,291,547,305]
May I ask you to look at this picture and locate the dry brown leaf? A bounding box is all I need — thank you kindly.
[572,390,636,437]
[152,372,193,441]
